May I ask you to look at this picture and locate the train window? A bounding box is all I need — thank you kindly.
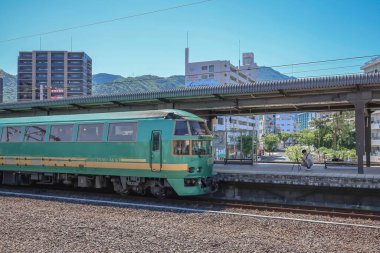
[108,122,137,142]
[192,140,212,155]
[49,124,74,142]
[1,126,22,142]
[152,132,160,151]
[173,140,190,155]
[24,125,47,142]
[174,121,189,135]
[77,123,104,142]
[189,121,211,135]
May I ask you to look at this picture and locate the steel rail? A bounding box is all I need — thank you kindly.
[0,189,379,230]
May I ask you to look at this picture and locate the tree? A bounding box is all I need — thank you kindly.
[264,134,280,155]
[285,144,303,162]
[298,130,315,147]
[278,132,296,147]
[310,117,331,148]
[237,135,254,158]
[309,112,355,150]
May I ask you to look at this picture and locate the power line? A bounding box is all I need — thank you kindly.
[184,54,379,78]
[282,64,364,75]
[270,55,379,69]
[0,0,213,43]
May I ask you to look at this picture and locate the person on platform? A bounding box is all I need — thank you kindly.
[301,149,314,170]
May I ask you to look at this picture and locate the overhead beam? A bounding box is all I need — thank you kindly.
[111,101,126,106]
[213,94,225,100]
[157,98,171,103]
[32,106,49,112]
[69,104,87,109]
[175,93,349,111]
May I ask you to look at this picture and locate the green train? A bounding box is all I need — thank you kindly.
[0,109,216,197]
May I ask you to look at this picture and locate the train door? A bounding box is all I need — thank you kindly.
[150,130,162,172]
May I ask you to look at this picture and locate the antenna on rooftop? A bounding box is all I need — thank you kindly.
[238,40,241,68]
[39,36,42,50]
[71,36,73,52]
[187,31,189,48]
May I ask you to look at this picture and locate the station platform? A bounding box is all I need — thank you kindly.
[214,163,380,189]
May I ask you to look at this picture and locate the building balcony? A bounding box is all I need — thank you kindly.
[51,54,64,60]
[36,56,48,60]
[51,69,64,73]
[371,139,380,146]
[68,53,84,59]
[19,53,32,59]
[18,75,33,80]
[18,69,32,73]
[18,62,32,66]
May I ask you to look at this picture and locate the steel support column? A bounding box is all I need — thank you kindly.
[365,110,372,167]
[206,116,214,132]
[355,102,365,174]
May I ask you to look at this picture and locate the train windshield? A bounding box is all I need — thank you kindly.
[189,121,211,135]
[174,121,211,136]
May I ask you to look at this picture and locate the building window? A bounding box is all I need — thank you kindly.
[209,65,214,72]
[201,75,208,79]
[209,74,214,78]
[49,124,74,142]
[24,125,47,142]
[107,122,138,142]
[201,66,208,71]
[77,123,104,142]
[218,118,224,125]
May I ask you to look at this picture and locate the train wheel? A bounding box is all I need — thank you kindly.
[150,185,166,199]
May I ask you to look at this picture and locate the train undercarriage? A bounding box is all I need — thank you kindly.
[0,171,172,198]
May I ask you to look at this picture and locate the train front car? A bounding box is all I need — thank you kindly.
[0,109,215,198]
[166,111,216,196]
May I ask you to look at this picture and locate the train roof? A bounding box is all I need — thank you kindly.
[0,109,204,125]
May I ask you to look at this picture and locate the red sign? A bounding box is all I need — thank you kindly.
[51,89,64,93]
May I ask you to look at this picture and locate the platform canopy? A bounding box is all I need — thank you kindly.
[1,73,380,117]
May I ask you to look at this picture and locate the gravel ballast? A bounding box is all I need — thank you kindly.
[0,196,379,253]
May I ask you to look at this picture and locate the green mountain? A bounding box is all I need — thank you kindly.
[92,73,123,85]
[92,75,185,95]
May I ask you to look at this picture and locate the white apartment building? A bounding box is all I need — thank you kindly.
[361,57,380,74]
[185,48,254,86]
[276,113,298,133]
[362,57,380,161]
[184,48,258,159]
[185,47,257,133]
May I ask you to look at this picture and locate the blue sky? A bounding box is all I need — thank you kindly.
[0,0,379,77]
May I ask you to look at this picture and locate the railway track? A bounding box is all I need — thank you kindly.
[189,198,380,221]
[0,185,379,229]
